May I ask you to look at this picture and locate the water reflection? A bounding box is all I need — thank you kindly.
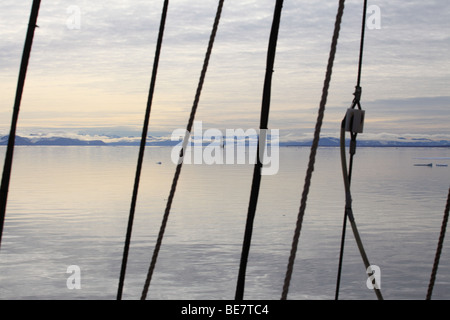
[0,146,449,299]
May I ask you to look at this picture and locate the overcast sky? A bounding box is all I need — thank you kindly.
[0,0,449,142]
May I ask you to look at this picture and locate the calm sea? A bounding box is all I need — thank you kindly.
[0,146,449,300]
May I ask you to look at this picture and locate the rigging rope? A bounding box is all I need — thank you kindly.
[281,0,346,300]
[334,0,383,301]
[0,0,41,250]
[140,0,224,300]
[426,187,450,300]
[116,0,169,300]
[235,0,284,301]
[335,0,367,300]
[339,118,383,300]
[332,0,382,300]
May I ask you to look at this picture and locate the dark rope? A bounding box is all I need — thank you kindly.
[0,0,41,250]
[355,0,367,89]
[334,134,355,300]
[235,0,284,301]
[281,0,346,300]
[335,0,367,300]
[339,119,383,300]
[116,0,169,300]
[426,187,450,300]
[140,0,224,300]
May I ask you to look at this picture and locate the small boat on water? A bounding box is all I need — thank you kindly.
[436,164,448,167]
[414,163,433,167]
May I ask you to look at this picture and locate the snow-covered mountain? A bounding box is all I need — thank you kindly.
[1,134,449,147]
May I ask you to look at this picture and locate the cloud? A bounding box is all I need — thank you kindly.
[360,96,450,134]
[0,0,449,138]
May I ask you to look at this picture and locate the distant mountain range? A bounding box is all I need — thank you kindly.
[0,135,108,146]
[281,137,450,147]
[1,135,450,147]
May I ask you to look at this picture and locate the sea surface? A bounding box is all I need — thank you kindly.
[0,146,449,300]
